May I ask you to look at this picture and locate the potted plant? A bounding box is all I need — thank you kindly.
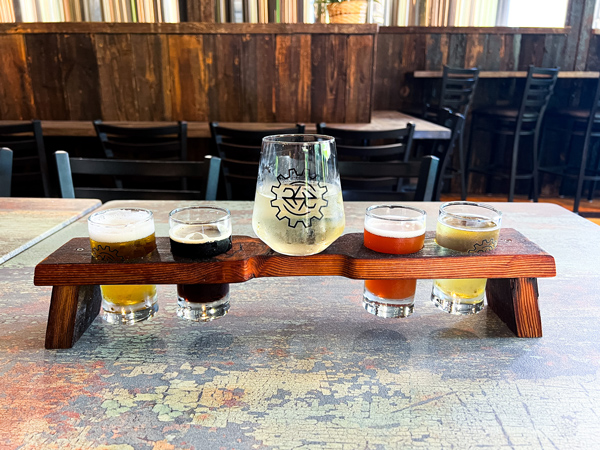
[314,0,383,24]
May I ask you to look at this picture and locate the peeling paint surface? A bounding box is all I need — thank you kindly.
[1,201,600,449]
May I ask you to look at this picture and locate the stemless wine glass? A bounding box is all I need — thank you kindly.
[252,134,345,256]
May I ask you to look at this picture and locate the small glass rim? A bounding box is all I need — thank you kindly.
[88,207,154,227]
[439,201,502,222]
[169,206,231,225]
[262,134,335,145]
[365,204,426,221]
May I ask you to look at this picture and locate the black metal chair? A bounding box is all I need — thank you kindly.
[339,155,439,202]
[94,120,188,190]
[55,151,221,202]
[420,107,465,201]
[316,123,415,162]
[0,148,13,197]
[0,120,51,197]
[466,66,559,201]
[94,120,188,160]
[538,76,600,213]
[209,122,305,200]
[424,66,479,199]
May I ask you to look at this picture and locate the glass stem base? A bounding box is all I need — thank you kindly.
[431,284,484,315]
[177,296,230,322]
[363,290,414,318]
[101,300,159,324]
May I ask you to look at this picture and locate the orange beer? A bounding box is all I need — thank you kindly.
[363,205,426,318]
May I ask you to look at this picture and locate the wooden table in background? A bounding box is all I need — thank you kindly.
[414,70,600,79]
[0,197,101,265]
[15,110,450,141]
[1,200,598,448]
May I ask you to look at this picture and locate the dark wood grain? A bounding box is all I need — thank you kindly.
[58,34,102,120]
[95,33,140,121]
[131,34,171,121]
[34,229,556,286]
[25,34,68,120]
[0,34,34,120]
[486,277,542,338]
[345,34,373,123]
[45,285,101,349]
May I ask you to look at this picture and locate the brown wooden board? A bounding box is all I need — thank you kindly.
[34,229,556,286]
[25,34,69,120]
[0,34,34,120]
[94,33,140,121]
[131,34,171,121]
[58,33,102,120]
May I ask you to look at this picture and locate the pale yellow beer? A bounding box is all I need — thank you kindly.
[252,181,345,256]
[431,202,502,315]
[88,208,158,323]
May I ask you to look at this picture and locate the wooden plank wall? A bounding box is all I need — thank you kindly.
[373,27,580,111]
[0,23,377,123]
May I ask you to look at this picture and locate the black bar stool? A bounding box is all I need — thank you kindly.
[426,65,479,200]
[538,76,600,213]
[466,66,559,202]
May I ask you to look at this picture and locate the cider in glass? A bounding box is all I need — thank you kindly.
[431,201,502,315]
[252,134,345,256]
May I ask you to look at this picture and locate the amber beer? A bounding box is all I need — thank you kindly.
[88,208,158,324]
[169,207,232,321]
[431,201,502,315]
[363,205,426,318]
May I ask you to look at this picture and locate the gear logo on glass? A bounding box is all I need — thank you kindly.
[468,239,497,254]
[91,245,124,262]
[270,169,329,228]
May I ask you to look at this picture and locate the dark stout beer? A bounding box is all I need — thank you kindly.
[168,207,233,321]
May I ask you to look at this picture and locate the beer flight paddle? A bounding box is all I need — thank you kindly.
[35,228,556,349]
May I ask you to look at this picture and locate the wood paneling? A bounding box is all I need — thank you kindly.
[372,27,588,111]
[0,23,376,123]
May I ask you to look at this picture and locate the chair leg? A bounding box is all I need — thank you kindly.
[465,116,478,200]
[458,129,467,201]
[508,134,520,202]
[531,129,540,202]
[574,135,591,214]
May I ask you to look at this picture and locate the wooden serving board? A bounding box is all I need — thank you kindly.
[34,229,555,348]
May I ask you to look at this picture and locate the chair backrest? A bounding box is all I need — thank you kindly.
[316,123,415,162]
[0,147,13,197]
[339,155,439,202]
[93,120,188,160]
[439,65,480,117]
[0,120,50,197]
[518,66,559,128]
[55,151,220,202]
[209,122,305,200]
[425,107,465,200]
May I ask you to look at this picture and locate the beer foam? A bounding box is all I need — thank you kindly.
[88,209,155,243]
[365,217,425,238]
[169,223,231,244]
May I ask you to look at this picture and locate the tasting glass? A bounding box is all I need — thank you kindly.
[252,134,345,256]
[363,205,426,318]
[431,201,502,315]
[169,206,232,322]
[88,208,158,324]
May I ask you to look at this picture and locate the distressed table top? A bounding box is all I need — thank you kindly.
[0,197,101,265]
[1,200,599,449]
